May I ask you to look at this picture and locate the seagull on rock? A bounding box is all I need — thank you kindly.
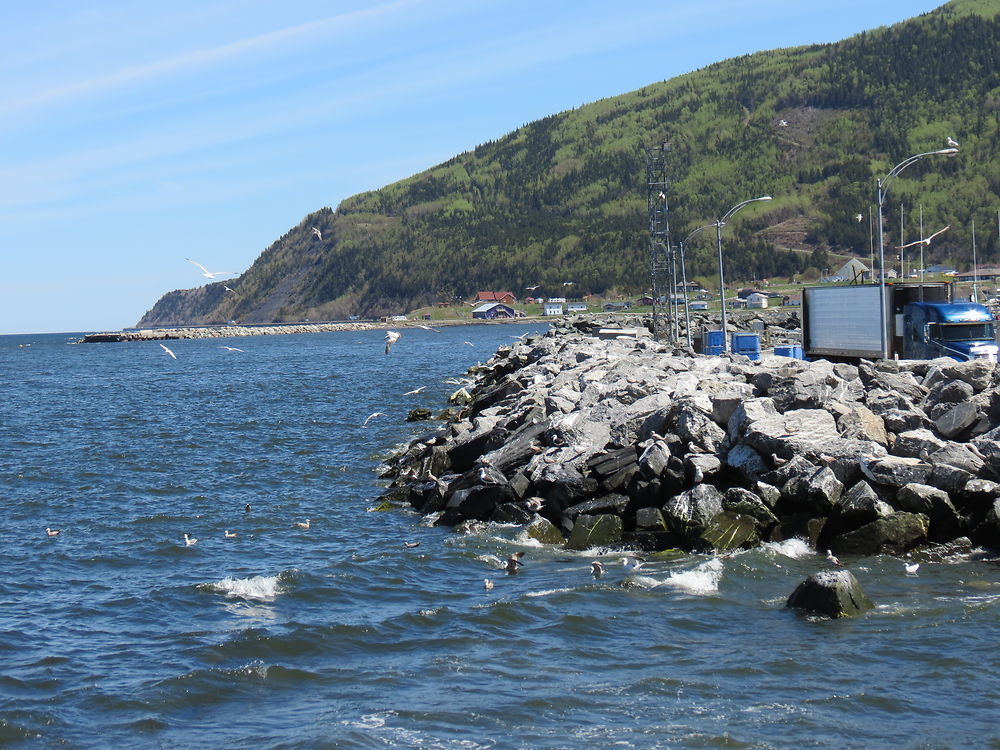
[946,136,960,148]
[826,549,842,567]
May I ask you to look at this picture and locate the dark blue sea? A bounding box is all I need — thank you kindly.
[2,324,999,749]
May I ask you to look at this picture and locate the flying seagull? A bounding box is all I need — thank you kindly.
[224,286,236,293]
[403,385,426,396]
[416,324,441,332]
[855,213,864,222]
[897,225,950,249]
[946,136,959,147]
[186,258,237,279]
[525,285,540,291]
[311,227,323,240]
[385,330,401,354]
[463,341,474,347]
[363,412,385,427]
[159,343,177,359]
[220,346,245,352]
[562,281,574,286]
[778,119,788,127]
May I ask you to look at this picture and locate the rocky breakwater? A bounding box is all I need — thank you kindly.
[377,326,1000,561]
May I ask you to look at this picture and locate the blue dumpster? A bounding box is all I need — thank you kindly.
[774,344,804,359]
[731,332,761,361]
[703,329,724,355]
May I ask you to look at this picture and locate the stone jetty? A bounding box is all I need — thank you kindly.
[378,318,1000,560]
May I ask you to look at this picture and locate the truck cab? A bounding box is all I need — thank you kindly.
[903,301,998,362]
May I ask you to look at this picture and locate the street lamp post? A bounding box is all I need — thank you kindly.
[875,147,958,359]
[715,196,772,351]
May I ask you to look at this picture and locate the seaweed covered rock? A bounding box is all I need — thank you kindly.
[787,570,874,618]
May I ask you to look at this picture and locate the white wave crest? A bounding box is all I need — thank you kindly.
[762,537,813,560]
[524,587,574,598]
[209,574,282,601]
[664,557,724,595]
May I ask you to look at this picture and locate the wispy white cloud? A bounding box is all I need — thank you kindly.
[0,0,420,118]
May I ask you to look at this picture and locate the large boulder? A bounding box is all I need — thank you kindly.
[699,511,760,551]
[663,484,724,543]
[829,512,929,556]
[566,513,624,550]
[787,569,874,618]
[895,483,963,542]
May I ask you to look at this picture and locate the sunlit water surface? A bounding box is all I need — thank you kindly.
[2,326,999,749]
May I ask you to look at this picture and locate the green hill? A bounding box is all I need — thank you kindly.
[138,0,1000,326]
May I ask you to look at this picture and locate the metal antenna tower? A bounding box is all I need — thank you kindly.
[646,143,674,342]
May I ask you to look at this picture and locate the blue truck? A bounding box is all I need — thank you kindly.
[802,282,998,363]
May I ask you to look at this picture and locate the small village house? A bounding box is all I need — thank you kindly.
[473,291,516,305]
[471,302,516,320]
[543,303,564,316]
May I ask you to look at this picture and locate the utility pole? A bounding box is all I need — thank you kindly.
[646,143,673,342]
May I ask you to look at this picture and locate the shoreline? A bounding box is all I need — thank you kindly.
[77,316,553,343]
[378,318,1000,565]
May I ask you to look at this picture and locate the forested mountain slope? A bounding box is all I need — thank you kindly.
[139,0,1000,326]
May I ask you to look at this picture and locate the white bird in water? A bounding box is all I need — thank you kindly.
[905,562,920,575]
[46,527,61,537]
[184,533,198,546]
[403,386,426,395]
[311,227,323,240]
[363,412,385,427]
[591,561,605,578]
[220,346,245,352]
[622,555,645,570]
[505,552,524,574]
[404,541,420,548]
[483,578,494,591]
[385,330,401,354]
[825,549,842,567]
[224,530,237,538]
[186,258,237,279]
[295,519,311,529]
[159,343,177,360]
[897,225,950,249]
[946,136,959,147]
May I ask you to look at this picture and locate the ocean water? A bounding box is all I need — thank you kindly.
[2,325,999,749]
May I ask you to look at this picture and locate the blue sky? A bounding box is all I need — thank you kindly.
[0,0,944,334]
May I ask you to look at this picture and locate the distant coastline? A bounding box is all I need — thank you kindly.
[78,317,547,343]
